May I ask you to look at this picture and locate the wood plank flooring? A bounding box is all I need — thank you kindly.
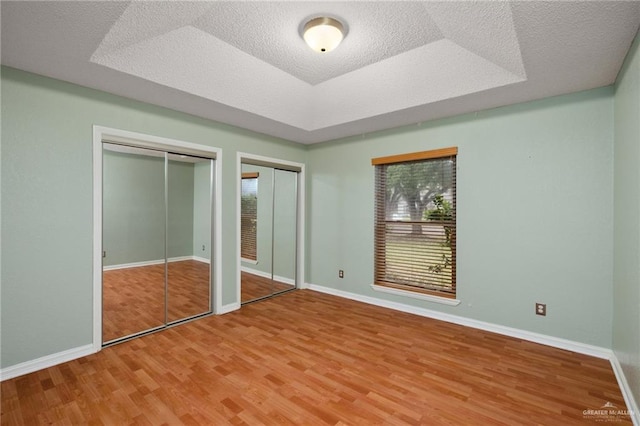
[167,260,211,323]
[1,290,631,425]
[103,260,211,342]
[241,272,295,303]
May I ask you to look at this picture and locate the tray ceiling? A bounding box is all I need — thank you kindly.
[2,1,639,144]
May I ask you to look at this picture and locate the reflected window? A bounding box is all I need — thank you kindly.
[241,172,258,261]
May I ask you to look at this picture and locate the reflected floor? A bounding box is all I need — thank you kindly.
[103,260,210,343]
[241,271,295,304]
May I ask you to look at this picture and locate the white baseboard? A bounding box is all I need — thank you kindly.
[307,283,612,359]
[103,258,164,271]
[0,344,95,381]
[168,256,196,263]
[218,302,240,315]
[104,256,209,271]
[611,354,640,425]
[307,283,640,423]
[274,274,295,286]
[241,266,270,280]
[241,266,295,286]
[192,256,210,264]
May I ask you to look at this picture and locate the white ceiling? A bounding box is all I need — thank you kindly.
[2,1,639,144]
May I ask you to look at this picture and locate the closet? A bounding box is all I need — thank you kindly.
[240,162,298,303]
[101,143,214,344]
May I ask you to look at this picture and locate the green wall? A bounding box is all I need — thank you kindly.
[167,159,195,259]
[192,161,212,260]
[0,66,306,368]
[307,87,615,348]
[103,150,166,266]
[272,169,297,282]
[613,31,640,410]
[103,151,200,266]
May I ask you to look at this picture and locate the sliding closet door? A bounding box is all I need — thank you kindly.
[272,169,297,295]
[167,155,212,323]
[240,163,298,304]
[240,164,274,303]
[102,145,166,343]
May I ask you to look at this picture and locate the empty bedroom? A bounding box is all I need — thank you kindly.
[1,1,639,424]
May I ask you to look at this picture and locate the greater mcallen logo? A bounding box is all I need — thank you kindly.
[583,401,632,422]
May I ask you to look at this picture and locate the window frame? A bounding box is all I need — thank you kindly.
[371,147,458,301]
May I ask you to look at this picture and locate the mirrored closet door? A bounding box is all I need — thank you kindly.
[240,164,298,304]
[167,154,212,323]
[102,145,166,342]
[102,144,214,345]
[272,169,297,294]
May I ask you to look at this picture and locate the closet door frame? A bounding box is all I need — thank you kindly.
[236,152,306,305]
[92,126,222,353]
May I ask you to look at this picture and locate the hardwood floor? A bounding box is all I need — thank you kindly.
[103,260,211,342]
[167,260,211,323]
[241,271,295,303]
[1,290,631,425]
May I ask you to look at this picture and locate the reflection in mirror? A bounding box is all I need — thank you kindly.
[240,172,258,262]
[240,164,273,302]
[272,169,297,295]
[240,163,298,304]
[102,144,214,345]
[167,154,212,323]
[102,144,166,343]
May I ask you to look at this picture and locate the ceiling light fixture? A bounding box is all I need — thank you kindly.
[302,17,345,53]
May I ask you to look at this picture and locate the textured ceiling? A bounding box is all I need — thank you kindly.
[2,1,639,144]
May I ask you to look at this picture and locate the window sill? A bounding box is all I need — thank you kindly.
[370,284,461,306]
[241,258,258,265]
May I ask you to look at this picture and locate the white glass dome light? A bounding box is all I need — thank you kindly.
[302,17,345,53]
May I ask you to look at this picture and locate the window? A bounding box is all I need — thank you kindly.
[241,172,258,261]
[372,147,457,298]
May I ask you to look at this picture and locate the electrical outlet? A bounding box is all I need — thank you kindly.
[202,245,205,251]
[338,270,344,278]
[536,303,546,316]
